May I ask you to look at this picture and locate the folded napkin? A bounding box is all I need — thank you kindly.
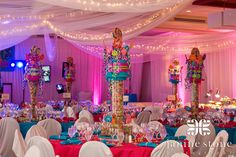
[177,136,186,140]
[60,132,78,137]
[101,140,114,147]
[93,130,101,135]
[61,132,69,136]
[138,142,157,148]
[50,135,67,140]
[99,135,112,139]
[60,139,82,145]
[93,109,102,115]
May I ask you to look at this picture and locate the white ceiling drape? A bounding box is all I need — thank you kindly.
[0,0,193,51]
[35,0,187,13]
[1,0,235,58]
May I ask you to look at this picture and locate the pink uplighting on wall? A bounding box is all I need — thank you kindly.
[93,90,100,105]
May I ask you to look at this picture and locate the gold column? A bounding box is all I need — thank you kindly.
[111,80,124,130]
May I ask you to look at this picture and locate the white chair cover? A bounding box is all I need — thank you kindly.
[175,124,196,153]
[74,121,90,131]
[206,130,229,157]
[148,121,164,128]
[151,140,184,157]
[234,117,236,122]
[134,110,151,125]
[0,117,20,157]
[25,125,48,142]
[79,110,94,124]
[79,141,113,157]
[224,144,236,157]
[149,106,163,121]
[76,117,90,123]
[24,146,41,157]
[192,122,216,157]
[131,122,141,133]
[72,105,80,117]
[26,136,55,157]
[45,105,53,112]
[12,129,27,157]
[171,153,189,157]
[66,106,76,118]
[37,119,62,138]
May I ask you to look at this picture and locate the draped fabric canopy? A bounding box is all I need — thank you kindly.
[0,0,194,50]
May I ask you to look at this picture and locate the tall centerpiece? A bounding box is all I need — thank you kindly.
[24,46,44,118]
[168,59,182,106]
[104,28,131,131]
[185,48,206,116]
[63,57,75,93]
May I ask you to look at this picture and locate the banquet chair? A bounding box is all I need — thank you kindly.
[76,117,90,123]
[171,152,189,157]
[66,106,76,118]
[25,125,48,142]
[37,119,62,138]
[79,141,113,157]
[175,125,196,153]
[26,136,55,157]
[224,144,236,157]
[206,130,229,157]
[150,106,163,121]
[79,109,94,124]
[12,129,27,157]
[0,117,20,157]
[148,121,164,128]
[72,105,81,118]
[45,105,53,112]
[191,122,216,157]
[24,146,41,157]
[74,121,90,130]
[134,110,151,125]
[151,140,184,157]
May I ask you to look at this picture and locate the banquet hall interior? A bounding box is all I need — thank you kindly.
[1,0,236,157]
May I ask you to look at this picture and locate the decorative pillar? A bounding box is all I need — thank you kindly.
[185,48,206,117]
[168,59,182,106]
[24,46,44,119]
[111,81,124,129]
[104,28,131,131]
[64,57,75,94]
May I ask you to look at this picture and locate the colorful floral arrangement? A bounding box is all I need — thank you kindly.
[64,57,75,82]
[185,47,206,85]
[25,46,44,82]
[104,27,131,81]
[168,59,182,84]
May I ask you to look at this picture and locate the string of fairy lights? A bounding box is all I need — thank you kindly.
[0,1,235,57]
[0,1,181,40]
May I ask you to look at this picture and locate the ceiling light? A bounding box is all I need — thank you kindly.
[186,10,191,13]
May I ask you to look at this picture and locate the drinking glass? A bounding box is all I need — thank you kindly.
[68,128,74,139]
[145,130,153,144]
[84,130,93,141]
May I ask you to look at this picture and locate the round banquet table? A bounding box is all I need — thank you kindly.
[19,121,236,144]
[19,121,74,138]
[50,140,190,157]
